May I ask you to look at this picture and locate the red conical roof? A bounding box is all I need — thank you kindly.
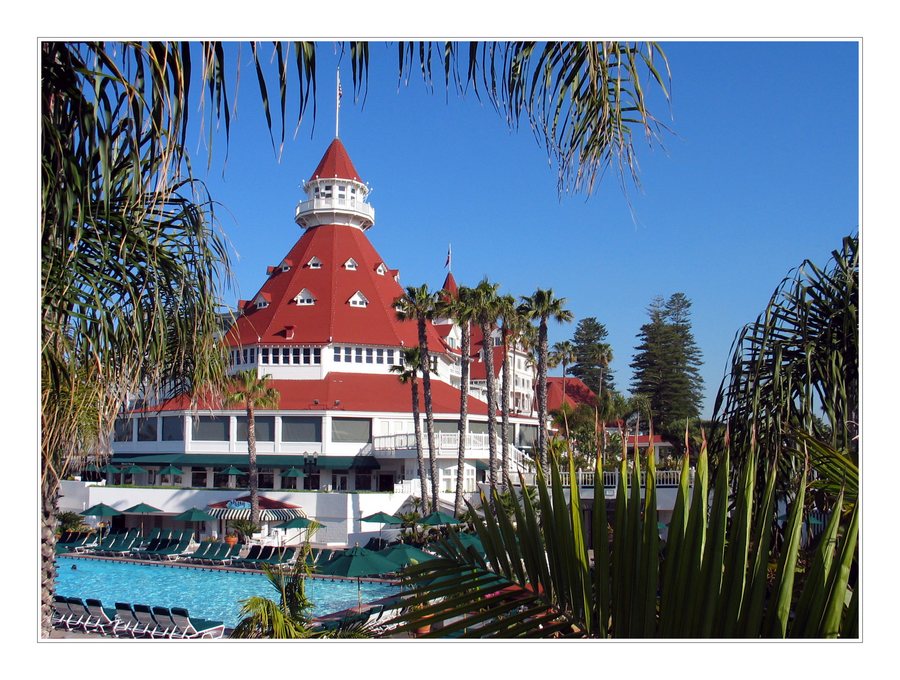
[309,138,363,183]
[225,224,445,350]
[441,272,459,298]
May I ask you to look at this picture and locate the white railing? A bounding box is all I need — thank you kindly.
[295,197,375,220]
[373,431,492,454]
[515,468,694,489]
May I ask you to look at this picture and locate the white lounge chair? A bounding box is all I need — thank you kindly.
[169,607,225,639]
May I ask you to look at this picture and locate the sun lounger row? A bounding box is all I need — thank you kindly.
[53,595,225,639]
[55,531,96,553]
[130,529,195,560]
[179,541,240,565]
[230,545,297,569]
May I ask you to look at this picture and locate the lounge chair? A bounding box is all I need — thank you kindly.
[206,543,239,566]
[151,606,181,638]
[152,535,193,561]
[84,598,118,635]
[132,603,163,637]
[100,528,141,556]
[64,597,93,631]
[53,595,79,630]
[182,541,213,563]
[231,544,263,568]
[114,602,142,637]
[256,546,296,568]
[169,607,225,639]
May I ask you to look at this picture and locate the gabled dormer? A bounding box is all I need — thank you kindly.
[253,292,271,309]
[293,288,316,306]
[279,258,294,273]
[343,258,358,271]
[375,261,387,276]
[306,256,323,269]
[348,291,369,308]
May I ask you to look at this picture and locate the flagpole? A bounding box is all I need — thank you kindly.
[336,69,341,139]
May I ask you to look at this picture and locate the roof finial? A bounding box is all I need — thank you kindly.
[336,68,343,139]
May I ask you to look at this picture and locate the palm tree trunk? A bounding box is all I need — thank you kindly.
[247,404,260,527]
[500,327,512,489]
[418,318,439,511]
[40,471,59,637]
[482,322,499,499]
[537,318,549,475]
[412,379,429,514]
[454,321,471,515]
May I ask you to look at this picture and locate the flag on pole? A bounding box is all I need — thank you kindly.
[445,244,452,270]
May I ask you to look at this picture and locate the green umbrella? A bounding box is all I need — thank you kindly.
[419,511,459,526]
[158,465,183,476]
[277,516,323,530]
[120,464,147,476]
[361,512,403,525]
[379,543,436,568]
[281,467,305,478]
[220,466,246,476]
[99,464,121,474]
[455,532,485,554]
[80,503,122,518]
[124,503,162,536]
[173,507,217,523]
[80,503,122,541]
[321,545,399,609]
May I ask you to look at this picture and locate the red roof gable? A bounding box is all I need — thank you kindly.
[309,138,363,183]
[546,377,597,411]
[155,374,489,416]
[441,272,459,298]
[225,224,446,350]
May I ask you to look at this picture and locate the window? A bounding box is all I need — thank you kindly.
[213,470,230,488]
[334,347,341,362]
[375,263,386,276]
[355,347,363,363]
[137,417,157,442]
[293,348,301,364]
[366,348,373,364]
[113,418,132,442]
[430,356,439,373]
[192,416,229,442]
[191,469,209,487]
[249,348,256,364]
[313,348,321,364]
[332,470,349,492]
[261,348,269,364]
[355,472,372,491]
[282,348,291,364]
[242,348,249,364]
[236,416,275,442]
[271,348,280,364]
[256,300,269,309]
[468,421,489,435]
[386,349,395,365]
[518,425,539,449]
[349,291,368,307]
[332,417,372,443]
[259,471,274,490]
[344,258,358,270]
[294,288,315,305]
[323,185,333,198]
[303,348,312,364]
[434,420,459,434]
[376,349,384,364]
[161,416,184,441]
[281,416,322,442]
[307,257,322,269]
[303,473,320,491]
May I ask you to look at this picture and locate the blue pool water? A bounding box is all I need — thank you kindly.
[55,556,398,629]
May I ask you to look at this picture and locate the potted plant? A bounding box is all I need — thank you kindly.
[228,519,260,544]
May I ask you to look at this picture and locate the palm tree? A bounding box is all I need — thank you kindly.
[519,290,574,473]
[224,370,280,526]
[391,347,430,514]
[436,285,478,516]
[497,294,526,486]
[549,340,577,408]
[471,279,502,499]
[395,285,440,511]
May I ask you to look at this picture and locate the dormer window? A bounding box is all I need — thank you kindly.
[279,258,293,273]
[375,263,387,276]
[349,291,369,308]
[307,257,322,269]
[344,258,358,271]
[294,288,315,305]
[253,293,271,309]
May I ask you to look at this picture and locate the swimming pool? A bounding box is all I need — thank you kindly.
[55,556,398,629]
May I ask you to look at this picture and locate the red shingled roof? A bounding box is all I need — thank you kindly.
[154,374,489,416]
[309,138,362,183]
[546,377,597,411]
[225,224,446,350]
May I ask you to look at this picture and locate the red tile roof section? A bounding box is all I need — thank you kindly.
[154,374,489,416]
[546,377,598,411]
[309,138,362,183]
[224,224,446,350]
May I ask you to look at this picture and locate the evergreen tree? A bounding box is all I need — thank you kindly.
[629,294,704,430]
[569,317,616,395]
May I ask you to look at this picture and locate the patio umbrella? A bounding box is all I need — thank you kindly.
[321,545,398,609]
[124,503,162,536]
[158,464,183,476]
[361,511,403,544]
[99,464,121,475]
[378,543,435,569]
[419,511,460,526]
[455,531,485,555]
[276,516,324,545]
[80,503,122,541]
[220,465,246,476]
[281,467,305,477]
[173,507,217,523]
[120,464,147,479]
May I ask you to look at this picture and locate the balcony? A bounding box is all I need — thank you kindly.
[294,197,375,229]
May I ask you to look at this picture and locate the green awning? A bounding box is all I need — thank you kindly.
[112,453,379,470]
[474,460,489,471]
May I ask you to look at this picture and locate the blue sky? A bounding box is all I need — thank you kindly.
[198,41,859,418]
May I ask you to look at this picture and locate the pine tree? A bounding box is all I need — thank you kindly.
[569,317,616,395]
[629,294,704,429]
